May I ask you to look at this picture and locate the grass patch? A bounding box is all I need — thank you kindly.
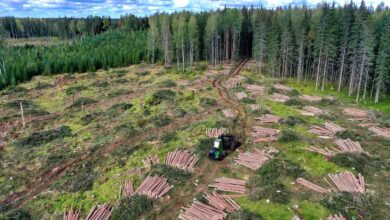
[146,90,176,105]
[111,195,153,220]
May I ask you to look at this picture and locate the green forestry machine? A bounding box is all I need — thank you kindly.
[208,134,240,161]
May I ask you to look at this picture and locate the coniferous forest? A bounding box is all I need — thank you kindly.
[1,2,390,103]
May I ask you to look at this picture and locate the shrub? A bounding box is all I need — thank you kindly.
[146,90,176,105]
[241,98,256,104]
[81,113,100,125]
[113,78,129,84]
[69,97,97,108]
[52,161,95,192]
[335,130,362,141]
[110,103,133,111]
[1,208,31,220]
[193,138,214,156]
[160,132,177,143]
[284,98,303,106]
[279,129,300,142]
[228,210,263,220]
[15,126,72,148]
[290,89,300,97]
[318,98,337,106]
[200,97,217,107]
[111,195,153,220]
[35,82,53,90]
[135,71,150,76]
[248,183,291,204]
[149,164,191,185]
[280,116,305,126]
[196,63,208,71]
[65,85,87,95]
[330,153,371,174]
[114,123,138,138]
[93,81,109,87]
[159,79,177,87]
[108,89,132,98]
[148,115,171,127]
[267,87,277,94]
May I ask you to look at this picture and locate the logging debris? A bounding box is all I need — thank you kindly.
[235,92,247,100]
[248,104,262,111]
[222,109,238,118]
[165,149,199,171]
[121,180,135,197]
[245,84,266,95]
[327,214,346,220]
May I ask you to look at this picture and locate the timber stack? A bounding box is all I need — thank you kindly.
[209,177,247,194]
[296,178,328,194]
[86,203,112,220]
[273,83,292,92]
[334,139,364,153]
[204,191,240,212]
[179,201,226,220]
[299,95,322,102]
[300,106,324,116]
[235,149,271,170]
[222,109,238,118]
[63,207,80,220]
[255,114,281,124]
[270,93,290,103]
[326,171,365,193]
[369,126,390,139]
[121,180,135,197]
[165,149,199,171]
[235,92,247,100]
[342,108,369,121]
[245,84,266,95]
[206,128,227,138]
[135,175,174,199]
[327,214,346,220]
[307,146,338,157]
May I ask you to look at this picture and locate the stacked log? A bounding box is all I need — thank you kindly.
[245,84,265,95]
[270,93,290,103]
[334,139,364,153]
[204,191,240,212]
[273,83,292,92]
[252,126,280,137]
[342,108,368,118]
[209,177,247,194]
[135,176,174,199]
[165,149,199,171]
[296,178,328,194]
[253,136,278,143]
[86,203,112,220]
[299,95,322,102]
[234,149,271,170]
[326,171,365,193]
[309,125,334,137]
[222,109,238,118]
[369,126,390,139]
[142,155,160,167]
[206,128,227,138]
[255,114,281,124]
[224,76,246,89]
[358,123,380,128]
[63,207,80,220]
[327,214,346,220]
[235,92,247,100]
[307,146,338,157]
[324,122,346,133]
[300,106,324,116]
[121,180,135,197]
[248,104,262,111]
[179,201,226,220]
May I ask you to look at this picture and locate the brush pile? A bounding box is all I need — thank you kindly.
[136,176,174,199]
[63,207,81,220]
[296,178,328,194]
[369,126,390,139]
[235,149,272,170]
[299,95,322,102]
[209,177,247,194]
[327,214,346,220]
[235,92,248,100]
[248,104,262,111]
[142,155,160,167]
[300,106,324,116]
[206,128,227,138]
[245,84,266,95]
[121,180,135,197]
[222,109,238,118]
[270,93,290,103]
[273,83,292,92]
[165,149,199,171]
[335,139,364,153]
[179,201,226,220]
[86,203,112,220]
[255,114,281,124]
[326,171,365,193]
[204,191,241,212]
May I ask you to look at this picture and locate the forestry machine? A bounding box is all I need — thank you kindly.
[208,134,239,161]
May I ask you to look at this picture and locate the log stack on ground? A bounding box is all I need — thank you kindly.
[358,122,380,127]
[86,203,112,220]
[165,149,199,171]
[245,84,266,95]
[255,114,281,124]
[252,126,279,143]
[222,109,238,118]
[135,176,174,199]
[299,95,322,102]
[327,214,346,220]
[296,178,328,194]
[209,177,247,194]
[248,104,262,111]
[121,180,135,197]
[273,83,292,92]
[206,128,227,138]
[335,139,364,153]
[369,126,390,139]
[224,76,245,89]
[142,155,160,167]
[63,207,80,220]
[300,106,324,116]
[270,93,290,103]
[342,107,369,118]
[324,122,346,133]
[235,92,247,100]
[204,191,241,212]
[309,122,345,138]
[307,146,338,157]
[326,171,365,193]
[179,200,227,220]
[234,149,272,170]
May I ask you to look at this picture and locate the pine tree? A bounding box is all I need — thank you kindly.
[188,15,199,67]
[375,16,390,103]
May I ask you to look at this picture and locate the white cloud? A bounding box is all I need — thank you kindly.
[173,0,189,8]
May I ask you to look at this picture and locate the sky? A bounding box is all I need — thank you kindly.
[0,0,388,18]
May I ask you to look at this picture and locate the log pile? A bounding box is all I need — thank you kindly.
[234,149,271,170]
[296,178,328,194]
[209,177,247,194]
[206,128,227,138]
[255,114,281,124]
[222,109,237,118]
[248,104,262,111]
[369,126,390,139]
[335,139,364,153]
[142,155,160,167]
[327,214,346,220]
[165,149,199,171]
[224,76,246,89]
[135,176,174,199]
[179,201,227,220]
[299,95,322,102]
[235,92,248,100]
[357,122,380,128]
[63,207,80,220]
[300,106,324,116]
[121,180,135,197]
[204,191,241,212]
[307,146,337,157]
[326,171,365,193]
[324,122,346,133]
[245,84,266,95]
[342,108,368,118]
[309,125,334,137]
[270,93,290,103]
[252,126,279,143]
[273,83,292,92]
[253,136,278,143]
[86,203,112,220]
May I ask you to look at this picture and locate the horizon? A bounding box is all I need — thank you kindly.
[0,0,389,18]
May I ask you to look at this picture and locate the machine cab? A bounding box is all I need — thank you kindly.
[213,139,222,149]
